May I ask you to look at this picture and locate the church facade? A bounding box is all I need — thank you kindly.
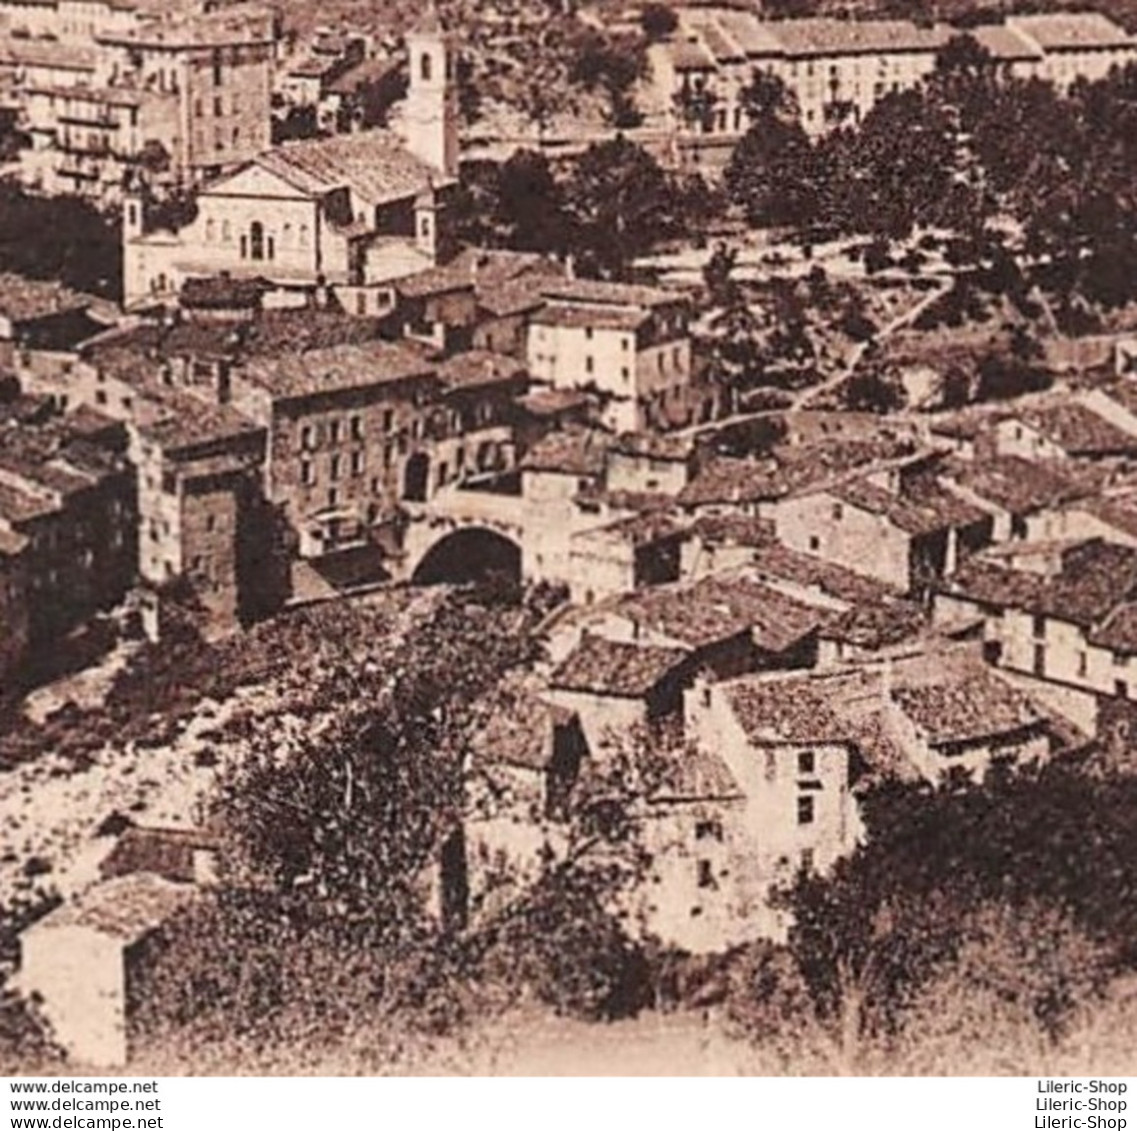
[122,10,459,310]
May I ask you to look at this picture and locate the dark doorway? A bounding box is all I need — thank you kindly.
[403,452,430,502]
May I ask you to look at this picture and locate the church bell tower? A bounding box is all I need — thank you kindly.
[404,2,459,180]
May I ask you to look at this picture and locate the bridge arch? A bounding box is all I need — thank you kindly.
[410,525,522,587]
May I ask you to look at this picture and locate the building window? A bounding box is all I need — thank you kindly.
[330,454,341,481]
[801,847,815,873]
[421,51,432,82]
[249,221,265,260]
[301,424,315,449]
[809,535,820,552]
[194,98,203,117]
[832,503,843,522]
[797,795,815,826]
[696,860,715,889]
[798,750,816,777]
[1118,680,1130,700]
[695,819,722,841]
[212,48,223,85]
[1077,652,1088,678]
[585,356,594,374]
[301,459,314,486]
[328,487,338,508]
[329,420,341,445]
[214,95,223,116]
[205,515,216,533]
[1033,644,1046,677]
[350,451,364,476]
[350,415,363,440]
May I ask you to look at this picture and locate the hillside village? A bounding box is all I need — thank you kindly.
[1,0,1137,1077]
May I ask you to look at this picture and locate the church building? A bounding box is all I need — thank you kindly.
[122,5,460,311]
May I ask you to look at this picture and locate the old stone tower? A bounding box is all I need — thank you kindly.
[403,2,459,179]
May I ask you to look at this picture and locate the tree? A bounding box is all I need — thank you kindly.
[495,149,571,254]
[0,185,121,298]
[641,3,678,41]
[843,364,906,414]
[564,136,678,276]
[725,117,818,229]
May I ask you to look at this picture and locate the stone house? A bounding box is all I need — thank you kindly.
[18,873,198,1068]
[775,467,992,596]
[993,402,1137,462]
[526,278,694,434]
[934,538,1137,734]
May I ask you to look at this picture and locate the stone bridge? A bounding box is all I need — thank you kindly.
[398,487,528,585]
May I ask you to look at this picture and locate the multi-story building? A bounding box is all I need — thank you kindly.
[123,10,456,309]
[526,278,694,433]
[0,396,136,692]
[657,7,1137,154]
[15,4,276,203]
[934,538,1137,736]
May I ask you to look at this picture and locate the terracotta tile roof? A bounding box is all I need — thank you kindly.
[824,600,926,650]
[890,671,1045,747]
[1088,602,1137,655]
[538,277,680,310]
[180,274,267,310]
[0,40,97,71]
[326,55,402,96]
[1013,402,1137,457]
[550,635,688,698]
[946,539,1137,629]
[1073,495,1137,541]
[619,572,823,652]
[670,39,717,70]
[436,350,526,392]
[253,131,453,208]
[715,10,785,56]
[831,476,990,536]
[99,825,219,884]
[0,479,55,525]
[686,14,746,62]
[133,391,264,454]
[724,674,853,745]
[27,874,198,944]
[0,274,89,323]
[612,431,694,462]
[679,456,784,506]
[942,455,1089,516]
[968,24,1042,60]
[101,5,276,48]
[750,541,897,602]
[691,513,775,548]
[395,263,475,300]
[238,340,435,400]
[472,678,575,771]
[532,302,651,332]
[520,427,608,476]
[1008,12,1134,50]
[581,509,690,545]
[651,744,743,802]
[516,388,592,418]
[769,16,951,57]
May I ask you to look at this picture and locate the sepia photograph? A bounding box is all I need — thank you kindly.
[0,0,1135,1084]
